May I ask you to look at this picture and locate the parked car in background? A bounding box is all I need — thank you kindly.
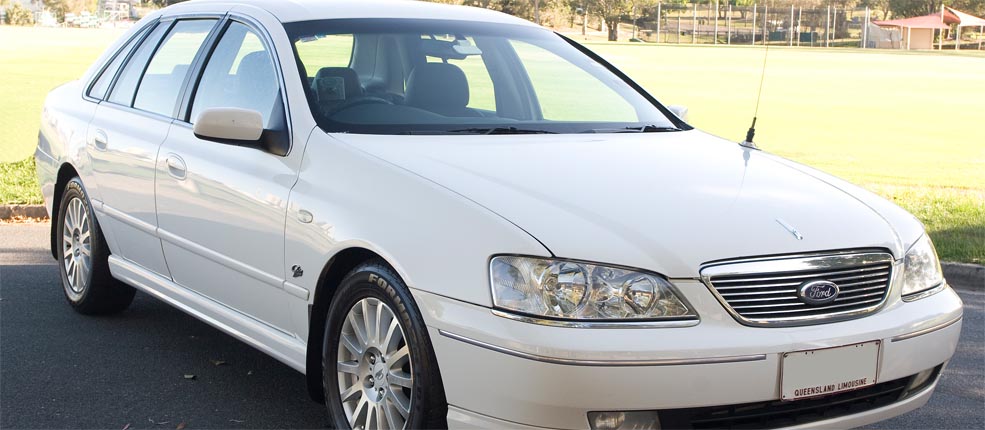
[35,1,962,429]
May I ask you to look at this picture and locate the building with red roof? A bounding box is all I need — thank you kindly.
[873,6,985,50]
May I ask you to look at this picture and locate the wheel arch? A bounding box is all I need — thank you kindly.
[305,246,389,403]
[50,163,81,259]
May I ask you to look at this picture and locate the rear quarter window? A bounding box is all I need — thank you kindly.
[88,25,151,100]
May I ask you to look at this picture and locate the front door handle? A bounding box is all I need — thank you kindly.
[165,153,187,180]
[92,129,108,151]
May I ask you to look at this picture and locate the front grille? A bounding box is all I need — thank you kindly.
[657,377,910,429]
[701,251,894,326]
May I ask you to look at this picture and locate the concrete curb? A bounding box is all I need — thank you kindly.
[0,205,48,220]
[943,262,985,291]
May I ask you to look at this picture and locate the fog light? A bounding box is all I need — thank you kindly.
[588,411,660,430]
[905,366,939,396]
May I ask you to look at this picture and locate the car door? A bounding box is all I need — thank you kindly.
[87,18,219,278]
[154,19,299,332]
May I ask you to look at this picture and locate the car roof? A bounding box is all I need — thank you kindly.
[174,0,538,26]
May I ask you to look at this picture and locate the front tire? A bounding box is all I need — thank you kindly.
[55,177,135,314]
[323,261,447,429]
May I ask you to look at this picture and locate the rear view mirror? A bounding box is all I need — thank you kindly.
[193,108,264,143]
[667,105,689,122]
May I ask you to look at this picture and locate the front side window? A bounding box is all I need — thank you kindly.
[133,19,217,117]
[285,19,680,135]
[190,21,281,129]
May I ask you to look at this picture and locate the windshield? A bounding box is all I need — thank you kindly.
[284,19,685,135]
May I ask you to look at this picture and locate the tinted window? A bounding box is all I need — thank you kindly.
[294,34,353,77]
[89,25,150,100]
[133,19,216,117]
[424,36,495,112]
[286,19,681,135]
[511,40,635,122]
[108,23,168,107]
[190,22,281,129]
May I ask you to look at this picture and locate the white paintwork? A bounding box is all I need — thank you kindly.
[340,131,913,278]
[34,1,962,428]
[420,285,961,428]
[87,104,173,278]
[192,108,264,142]
[191,0,539,26]
[156,119,300,333]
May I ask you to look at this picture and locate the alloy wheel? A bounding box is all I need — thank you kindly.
[337,297,414,430]
[62,196,92,299]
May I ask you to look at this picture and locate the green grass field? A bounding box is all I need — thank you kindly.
[1,27,982,263]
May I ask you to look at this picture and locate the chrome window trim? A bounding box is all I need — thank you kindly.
[491,309,699,329]
[438,330,765,367]
[700,250,896,328]
[95,99,178,124]
[901,282,947,303]
[83,20,159,104]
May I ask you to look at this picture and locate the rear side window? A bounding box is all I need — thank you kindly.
[88,25,151,100]
[108,23,169,107]
[190,22,281,129]
[133,19,217,117]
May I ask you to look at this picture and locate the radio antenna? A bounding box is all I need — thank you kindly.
[741,38,770,149]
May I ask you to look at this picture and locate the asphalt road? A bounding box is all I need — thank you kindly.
[2,223,983,429]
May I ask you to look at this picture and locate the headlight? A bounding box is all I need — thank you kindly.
[901,234,945,298]
[490,256,695,321]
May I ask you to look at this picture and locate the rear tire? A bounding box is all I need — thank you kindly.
[323,261,447,429]
[55,177,135,315]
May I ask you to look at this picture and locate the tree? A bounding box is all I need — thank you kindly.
[44,0,69,22]
[720,0,755,19]
[5,2,34,25]
[590,0,632,41]
[887,0,943,18]
[859,0,892,20]
[146,0,189,6]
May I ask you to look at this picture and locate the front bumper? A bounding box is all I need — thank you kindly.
[413,281,963,429]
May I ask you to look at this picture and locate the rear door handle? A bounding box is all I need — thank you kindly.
[92,129,108,150]
[165,153,187,180]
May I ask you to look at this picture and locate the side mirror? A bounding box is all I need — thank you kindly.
[193,108,264,143]
[667,105,689,123]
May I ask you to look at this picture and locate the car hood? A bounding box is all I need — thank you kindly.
[332,131,915,277]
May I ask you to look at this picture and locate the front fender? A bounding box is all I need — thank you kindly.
[283,132,550,341]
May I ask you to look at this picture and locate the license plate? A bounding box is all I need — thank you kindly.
[781,341,880,401]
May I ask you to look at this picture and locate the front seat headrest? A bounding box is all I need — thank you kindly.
[312,67,362,104]
[235,51,278,122]
[405,63,470,116]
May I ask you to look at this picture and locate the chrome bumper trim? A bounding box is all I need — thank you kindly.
[901,282,947,303]
[491,309,700,329]
[890,315,962,343]
[438,329,767,367]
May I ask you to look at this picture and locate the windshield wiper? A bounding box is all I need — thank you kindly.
[397,127,556,135]
[447,127,557,135]
[581,125,681,134]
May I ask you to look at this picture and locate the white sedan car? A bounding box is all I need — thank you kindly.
[35,0,962,429]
